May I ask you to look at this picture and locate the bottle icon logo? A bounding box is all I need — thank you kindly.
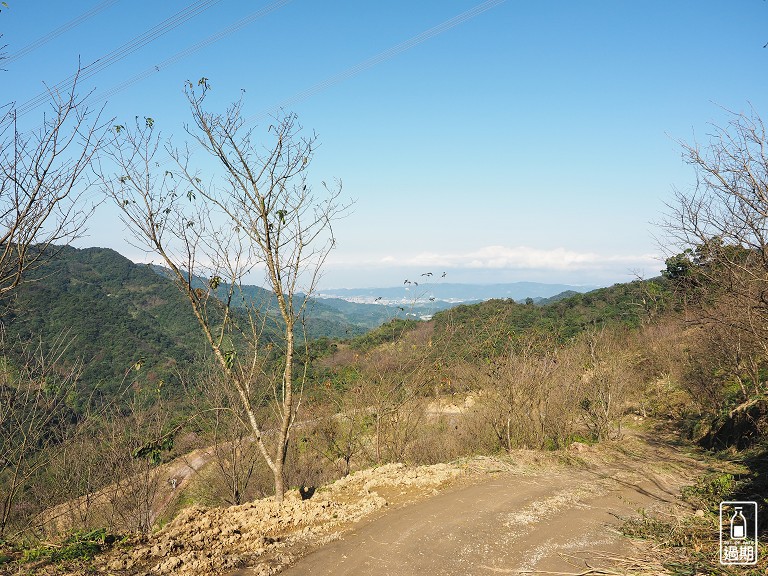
[730,507,747,539]
[720,501,758,565]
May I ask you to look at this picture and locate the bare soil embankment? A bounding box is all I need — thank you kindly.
[19,427,714,576]
[276,430,711,576]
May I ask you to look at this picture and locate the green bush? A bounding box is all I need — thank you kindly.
[20,528,109,564]
[681,473,735,510]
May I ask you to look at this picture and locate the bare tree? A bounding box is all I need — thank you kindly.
[664,108,768,306]
[663,108,768,398]
[0,329,81,539]
[0,73,107,300]
[577,329,633,441]
[310,386,369,477]
[99,80,346,503]
[362,352,426,464]
[194,363,262,505]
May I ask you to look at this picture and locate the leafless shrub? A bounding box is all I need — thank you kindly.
[191,365,262,506]
[354,345,431,464]
[305,390,369,477]
[406,409,497,465]
[577,331,633,441]
[0,329,80,539]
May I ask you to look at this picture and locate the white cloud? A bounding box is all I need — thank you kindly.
[386,245,659,272]
[320,244,663,287]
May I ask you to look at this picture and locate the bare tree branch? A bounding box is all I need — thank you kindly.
[662,107,768,397]
[0,69,109,300]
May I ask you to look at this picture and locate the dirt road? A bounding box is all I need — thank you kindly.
[277,434,708,576]
[92,429,710,575]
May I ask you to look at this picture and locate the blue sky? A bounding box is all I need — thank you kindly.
[2,1,767,288]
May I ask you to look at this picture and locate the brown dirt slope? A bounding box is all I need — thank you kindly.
[17,428,713,575]
[274,431,710,576]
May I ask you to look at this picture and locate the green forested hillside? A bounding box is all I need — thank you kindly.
[150,264,395,338]
[0,247,396,399]
[1,246,206,399]
[0,245,676,401]
[430,277,674,360]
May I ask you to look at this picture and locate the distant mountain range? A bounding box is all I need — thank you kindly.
[317,282,598,305]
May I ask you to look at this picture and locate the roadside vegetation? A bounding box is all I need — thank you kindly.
[1,48,767,573]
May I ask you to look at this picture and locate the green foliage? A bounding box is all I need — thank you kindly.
[349,318,419,352]
[0,539,14,565]
[621,510,706,548]
[154,265,380,339]
[1,246,205,403]
[0,246,378,412]
[20,529,109,564]
[681,473,736,510]
[431,278,676,362]
[568,434,598,446]
[306,337,339,359]
[132,432,175,465]
[663,250,696,281]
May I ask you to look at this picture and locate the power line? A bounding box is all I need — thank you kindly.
[12,0,503,152]
[5,0,120,65]
[106,0,505,172]
[93,0,504,129]
[92,0,294,106]
[246,0,506,125]
[1,0,223,127]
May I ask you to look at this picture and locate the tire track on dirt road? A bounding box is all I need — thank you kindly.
[274,434,709,576]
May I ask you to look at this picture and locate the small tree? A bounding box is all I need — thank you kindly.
[100,80,346,503]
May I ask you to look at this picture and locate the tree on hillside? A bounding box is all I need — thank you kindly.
[663,108,768,398]
[100,80,346,503]
[0,23,111,537]
[0,73,107,300]
[664,109,768,294]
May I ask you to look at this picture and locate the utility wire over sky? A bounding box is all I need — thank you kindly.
[4,0,119,65]
[5,0,504,129]
[92,0,294,106]
[3,0,505,172]
[246,0,506,125]
[1,0,222,126]
[94,0,505,121]
[96,0,505,153]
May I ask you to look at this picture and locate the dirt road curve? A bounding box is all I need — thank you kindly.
[277,435,706,576]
